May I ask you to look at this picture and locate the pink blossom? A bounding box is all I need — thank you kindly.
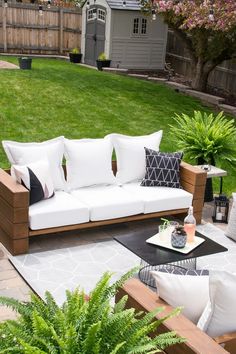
[152,0,236,32]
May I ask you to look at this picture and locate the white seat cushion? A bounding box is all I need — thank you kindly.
[29,191,89,230]
[71,185,144,221]
[122,182,193,214]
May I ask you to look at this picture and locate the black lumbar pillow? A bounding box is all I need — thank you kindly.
[141,148,183,188]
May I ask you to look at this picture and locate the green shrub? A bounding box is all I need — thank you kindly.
[71,47,80,54]
[98,52,107,60]
[169,111,236,166]
[0,270,184,353]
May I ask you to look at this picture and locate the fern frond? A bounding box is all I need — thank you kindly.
[114,294,128,313]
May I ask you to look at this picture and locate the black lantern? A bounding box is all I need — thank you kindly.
[212,194,229,223]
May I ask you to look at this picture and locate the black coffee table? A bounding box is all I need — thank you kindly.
[114,227,228,288]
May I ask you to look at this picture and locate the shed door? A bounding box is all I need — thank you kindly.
[85,7,106,66]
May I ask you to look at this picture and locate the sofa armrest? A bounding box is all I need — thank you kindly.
[180,162,207,224]
[0,168,29,254]
[116,278,229,354]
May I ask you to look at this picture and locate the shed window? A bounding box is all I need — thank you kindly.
[133,18,139,34]
[132,17,148,35]
[98,9,106,22]
[87,9,94,20]
[141,18,147,34]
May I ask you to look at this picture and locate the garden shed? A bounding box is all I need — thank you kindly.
[81,0,168,70]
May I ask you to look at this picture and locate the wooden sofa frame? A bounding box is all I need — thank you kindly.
[0,161,206,255]
[116,278,236,354]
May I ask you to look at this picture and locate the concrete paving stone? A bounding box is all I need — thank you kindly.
[0,287,29,301]
[128,74,148,79]
[218,104,236,117]
[103,67,128,74]
[148,77,167,83]
[185,89,225,105]
[0,259,14,271]
[0,306,18,321]
[0,270,18,281]
[0,277,26,290]
[165,81,191,92]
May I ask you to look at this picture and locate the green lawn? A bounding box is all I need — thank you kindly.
[0,57,235,195]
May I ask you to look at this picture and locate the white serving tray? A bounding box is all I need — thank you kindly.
[146,233,205,254]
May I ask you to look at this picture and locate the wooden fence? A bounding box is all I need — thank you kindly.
[0,3,82,54]
[166,30,236,94]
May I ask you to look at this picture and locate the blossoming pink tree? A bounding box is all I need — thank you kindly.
[140,0,236,91]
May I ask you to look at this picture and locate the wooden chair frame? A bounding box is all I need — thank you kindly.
[0,161,206,255]
[116,278,236,354]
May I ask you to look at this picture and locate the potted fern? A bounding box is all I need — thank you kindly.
[169,111,236,201]
[69,47,82,63]
[96,52,111,71]
[0,270,184,353]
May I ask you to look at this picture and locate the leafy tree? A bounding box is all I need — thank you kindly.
[0,270,184,353]
[140,0,236,92]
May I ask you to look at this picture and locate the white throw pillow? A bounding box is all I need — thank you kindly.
[197,271,236,337]
[151,268,209,324]
[11,160,54,205]
[107,131,163,184]
[2,137,66,191]
[225,193,236,241]
[64,137,116,189]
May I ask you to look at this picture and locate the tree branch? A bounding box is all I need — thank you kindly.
[171,28,197,64]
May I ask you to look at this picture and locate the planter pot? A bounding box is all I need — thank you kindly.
[96,59,111,71]
[18,57,32,70]
[171,232,187,249]
[69,53,82,63]
[197,158,214,202]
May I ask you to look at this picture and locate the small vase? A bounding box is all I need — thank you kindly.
[171,226,187,249]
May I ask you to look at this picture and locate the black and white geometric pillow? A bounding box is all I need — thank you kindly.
[141,148,183,188]
[158,267,209,276]
[11,160,54,205]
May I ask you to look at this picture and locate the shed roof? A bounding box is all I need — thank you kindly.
[106,0,141,10]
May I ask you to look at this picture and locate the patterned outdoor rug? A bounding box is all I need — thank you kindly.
[10,223,236,305]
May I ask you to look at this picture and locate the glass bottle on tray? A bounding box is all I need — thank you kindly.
[184,206,196,242]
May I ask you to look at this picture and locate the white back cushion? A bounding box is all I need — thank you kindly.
[197,271,236,337]
[151,269,209,324]
[2,137,66,191]
[108,131,163,184]
[64,137,116,189]
[225,193,236,240]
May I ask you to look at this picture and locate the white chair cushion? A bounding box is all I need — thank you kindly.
[151,268,209,324]
[107,131,163,184]
[197,271,236,337]
[71,185,144,221]
[225,193,236,240]
[2,137,66,191]
[29,191,89,230]
[122,182,193,214]
[64,137,116,189]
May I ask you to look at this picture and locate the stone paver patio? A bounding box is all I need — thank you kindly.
[0,202,228,321]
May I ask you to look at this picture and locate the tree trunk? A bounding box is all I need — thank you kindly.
[191,59,211,92]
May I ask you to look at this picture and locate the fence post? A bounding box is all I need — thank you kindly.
[3,5,7,52]
[59,8,63,54]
